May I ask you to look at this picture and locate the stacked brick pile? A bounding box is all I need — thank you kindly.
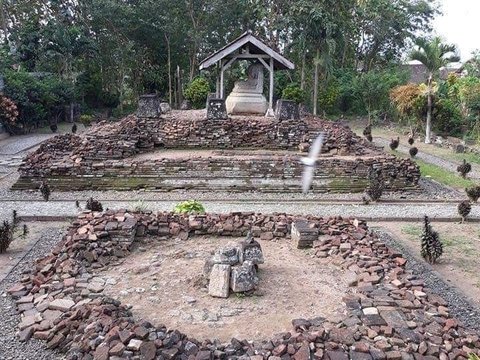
[8,210,480,359]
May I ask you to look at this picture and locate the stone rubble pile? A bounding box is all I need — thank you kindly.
[7,210,480,359]
[206,232,264,298]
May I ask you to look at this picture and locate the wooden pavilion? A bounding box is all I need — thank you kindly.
[199,30,295,116]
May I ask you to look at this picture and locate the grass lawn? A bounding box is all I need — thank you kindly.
[415,159,475,190]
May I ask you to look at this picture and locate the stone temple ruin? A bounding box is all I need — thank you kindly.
[13,107,420,193]
[205,231,264,298]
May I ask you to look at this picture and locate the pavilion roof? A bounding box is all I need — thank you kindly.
[199,30,295,71]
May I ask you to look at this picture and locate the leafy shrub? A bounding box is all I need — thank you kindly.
[282,84,306,104]
[174,200,205,214]
[433,98,463,136]
[421,215,442,264]
[50,123,58,133]
[184,77,210,109]
[79,114,94,127]
[72,123,77,133]
[86,197,103,212]
[458,200,472,223]
[3,70,74,134]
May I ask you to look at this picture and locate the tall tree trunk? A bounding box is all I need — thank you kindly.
[165,34,172,106]
[313,49,320,116]
[425,74,433,144]
[300,51,306,90]
[0,0,8,45]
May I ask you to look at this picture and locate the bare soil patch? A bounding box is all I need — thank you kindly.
[101,236,352,342]
[373,221,480,307]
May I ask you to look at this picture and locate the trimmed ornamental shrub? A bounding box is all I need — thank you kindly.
[421,215,443,264]
[281,84,306,104]
[184,77,210,109]
[458,200,472,223]
[86,197,103,212]
[72,123,78,134]
[174,200,206,214]
[50,123,58,133]
[39,181,51,201]
[465,186,480,202]
[365,167,384,202]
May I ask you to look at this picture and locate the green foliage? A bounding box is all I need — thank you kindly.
[433,98,463,136]
[468,353,480,360]
[173,200,206,215]
[3,71,73,134]
[184,77,210,109]
[281,84,306,104]
[79,114,94,127]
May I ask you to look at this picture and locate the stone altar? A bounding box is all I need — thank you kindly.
[226,63,268,115]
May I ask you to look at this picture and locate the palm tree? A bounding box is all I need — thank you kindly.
[410,37,459,143]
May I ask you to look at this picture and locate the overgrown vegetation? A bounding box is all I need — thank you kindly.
[416,160,475,189]
[420,215,443,264]
[0,210,28,254]
[174,200,206,214]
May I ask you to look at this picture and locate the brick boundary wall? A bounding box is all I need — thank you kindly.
[7,210,480,359]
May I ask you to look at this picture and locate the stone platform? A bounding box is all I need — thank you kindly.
[12,150,419,192]
[12,111,420,193]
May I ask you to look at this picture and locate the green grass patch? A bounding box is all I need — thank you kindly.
[401,224,422,237]
[414,159,475,189]
[450,152,480,166]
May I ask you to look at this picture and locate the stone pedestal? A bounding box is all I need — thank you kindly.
[208,264,231,298]
[207,99,228,120]
[275,99,300,121]
[137,94,161,118]
[226,93,268,115]
[291,220,318,248]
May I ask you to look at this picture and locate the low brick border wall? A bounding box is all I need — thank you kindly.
[13,154,420,192]
[8,210,479,359]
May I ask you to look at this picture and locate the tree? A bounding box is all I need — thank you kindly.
[410,37,459,143]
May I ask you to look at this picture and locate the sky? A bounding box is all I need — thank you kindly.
[433,0,480,61]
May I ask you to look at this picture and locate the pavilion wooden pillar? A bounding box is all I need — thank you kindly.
[266,56,275,117]
[220,59,225,99]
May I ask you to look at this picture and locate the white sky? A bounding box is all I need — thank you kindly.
[433,0,480,61]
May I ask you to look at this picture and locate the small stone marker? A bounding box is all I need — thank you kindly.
[275,99,300,121]
[291,220,318,248]
[207,98,228,120]
[230,260,258,293]
[208,264,231,298]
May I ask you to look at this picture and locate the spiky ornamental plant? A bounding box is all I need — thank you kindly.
[0,210,26,253]
[363,124,372,142]
[389,137,399,150]
[457,159,472,179]
[408,137,414,145]
[465,186,480,202]
[72,123,78,134]
[365,167,384,202]
[409,147,418,158]
[458,200,472,223]
[39,181,51,201]
[421,215,443,264]
[86,198,103,212]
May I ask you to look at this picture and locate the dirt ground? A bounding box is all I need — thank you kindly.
[0,221,68,282]
[100,236,353,342]
[373,221,480,307]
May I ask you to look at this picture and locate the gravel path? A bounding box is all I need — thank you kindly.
[375,138,480,180]
[0,200,477,222]
[375,229,480,332]
[0,226,66,360]
[0,134,54,155]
